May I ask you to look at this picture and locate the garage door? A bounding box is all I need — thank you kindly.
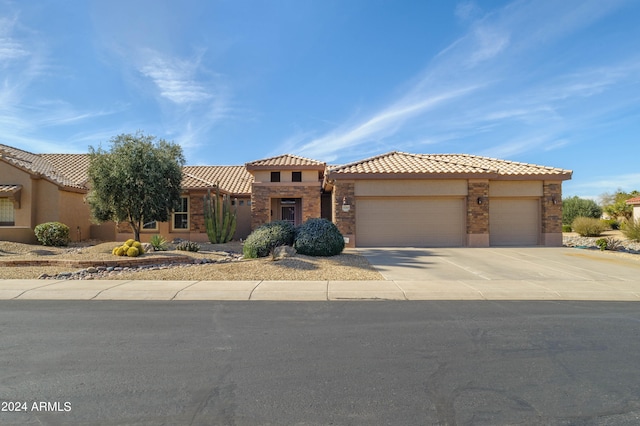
[356,197,466,247]
[489,198,539,246]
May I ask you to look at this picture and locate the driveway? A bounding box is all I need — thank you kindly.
[358,247,640,282]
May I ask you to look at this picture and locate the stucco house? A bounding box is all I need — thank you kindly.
[1,143,572,247]
[626,196,640,222]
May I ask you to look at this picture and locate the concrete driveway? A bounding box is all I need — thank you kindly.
[358,247,640,282]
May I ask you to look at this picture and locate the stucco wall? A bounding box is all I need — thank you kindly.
[0,161,34,227]
[355,179,468,197]
[252,170,319,183]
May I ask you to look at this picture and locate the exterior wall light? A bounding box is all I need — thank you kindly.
[477,197,484,205]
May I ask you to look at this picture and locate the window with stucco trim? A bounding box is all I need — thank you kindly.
[0,198,15,226]
[172,196,189,230]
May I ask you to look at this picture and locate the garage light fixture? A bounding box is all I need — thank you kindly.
[477,197,484,205]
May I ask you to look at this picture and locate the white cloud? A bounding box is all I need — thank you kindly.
[281,0,635,163]
[138,50,214,105]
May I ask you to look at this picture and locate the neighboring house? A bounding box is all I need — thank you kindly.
[1,143,573,247]
[626,197,640,222]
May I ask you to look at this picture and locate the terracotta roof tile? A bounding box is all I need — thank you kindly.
[626,196,640,205]
[0,144,88,189]
[246,154,325,170]
[0,184,22,193]
[40,154,91,187]
[328,151,572,179]
[182,165,253,195]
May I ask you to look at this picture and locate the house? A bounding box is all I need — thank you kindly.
[626,197,640,222]
[0,143,572,247]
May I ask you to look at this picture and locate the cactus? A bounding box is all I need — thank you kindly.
[203,184,237,244]
[126,246,140,257]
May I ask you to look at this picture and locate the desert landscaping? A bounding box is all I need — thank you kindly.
[0,240,384,281]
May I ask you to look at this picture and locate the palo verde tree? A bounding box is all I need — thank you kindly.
[87,132,185,241]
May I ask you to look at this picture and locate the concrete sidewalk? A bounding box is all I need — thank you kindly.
[2,279,640,301]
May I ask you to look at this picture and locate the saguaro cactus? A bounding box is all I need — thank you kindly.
[203,184,237,243]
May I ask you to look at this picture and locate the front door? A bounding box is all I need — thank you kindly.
[281,205,296,225]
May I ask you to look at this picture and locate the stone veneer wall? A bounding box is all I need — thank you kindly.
[467,180,489,234]
[250,184,322,230]
[189,193,205,233]
[542,181,562,234]
[332,181,355,246]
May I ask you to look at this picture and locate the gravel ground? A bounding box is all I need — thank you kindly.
[0,240,384,280]
[563,230,640,261]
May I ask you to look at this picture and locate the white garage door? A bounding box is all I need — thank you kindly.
[356,197,466,247]
[489,198,540,246]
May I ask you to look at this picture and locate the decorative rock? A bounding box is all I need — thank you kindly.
[272,245,296,260]
[141,243,153,253]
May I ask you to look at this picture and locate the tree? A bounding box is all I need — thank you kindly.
[600,189,640,221]
[87,132,185,241]
[562,196,602,225]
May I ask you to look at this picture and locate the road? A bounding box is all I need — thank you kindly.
[2,301,640,425]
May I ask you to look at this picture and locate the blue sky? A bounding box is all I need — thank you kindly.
[1,0,639,200]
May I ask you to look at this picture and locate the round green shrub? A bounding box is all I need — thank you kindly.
[243,221,296,258]
[562,225,572,233]
[34,222,70,246]
[293,218,345,257]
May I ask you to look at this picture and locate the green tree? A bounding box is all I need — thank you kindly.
[87,132,185,241]
[562,196,602,225]
[600,189,640,221]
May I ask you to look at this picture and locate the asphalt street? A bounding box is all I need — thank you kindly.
[2,301,640,425]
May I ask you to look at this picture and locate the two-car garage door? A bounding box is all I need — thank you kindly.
[355,197,540,247]
[356,197,466,247]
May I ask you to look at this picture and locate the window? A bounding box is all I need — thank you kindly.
[271,171,281,182]
[142,221,158,230]
[292,171,302,182]
[173,196,189,230]
[0,199,15,226]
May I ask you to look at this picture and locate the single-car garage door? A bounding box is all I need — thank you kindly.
[356,197,466,247]
[489,198,539,246]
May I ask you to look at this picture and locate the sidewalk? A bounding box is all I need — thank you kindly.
[2,279,640,301]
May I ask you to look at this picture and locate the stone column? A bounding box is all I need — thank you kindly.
[542,181,563,246]
[332,181,356,247]
[467,179,489,247]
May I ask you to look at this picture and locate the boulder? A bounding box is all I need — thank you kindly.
[272,245,296,260]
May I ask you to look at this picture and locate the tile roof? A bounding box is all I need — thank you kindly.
[0,184,22,194]
[328,151,572,179]
[626,196,640,205]
[245,154,326,170]
[0,144,88,190]
[182,166,253,195]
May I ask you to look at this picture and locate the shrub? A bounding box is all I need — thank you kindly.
[595,237,622,251]
[293,218,345,257]
[149,234,168,251]
[562,196,602,225]
[602,219,620,230]
[571,217,607,237]
[176,240,200,252]
[621,219,640,242]
[243,221,296,258]
[34,222,70,246]
[562,225,572,233]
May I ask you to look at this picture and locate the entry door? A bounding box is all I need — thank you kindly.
[282,206,295,225]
